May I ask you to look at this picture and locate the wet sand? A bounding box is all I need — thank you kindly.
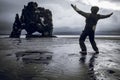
[0,36,120,80]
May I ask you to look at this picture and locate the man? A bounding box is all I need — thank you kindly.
[71,4,113,55]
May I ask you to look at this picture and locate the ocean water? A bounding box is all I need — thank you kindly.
[0,35,120,39]
[0,35,120,80]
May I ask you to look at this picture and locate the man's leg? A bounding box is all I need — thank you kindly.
[89,31,99,53]
[79,31,87,54]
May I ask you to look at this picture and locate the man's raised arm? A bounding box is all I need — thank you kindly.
[71,4,89,18]
[99,12,113,19]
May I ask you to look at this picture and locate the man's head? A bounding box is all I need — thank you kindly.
[91,6,99,14]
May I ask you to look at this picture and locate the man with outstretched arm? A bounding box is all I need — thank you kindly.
[71,4,113,55]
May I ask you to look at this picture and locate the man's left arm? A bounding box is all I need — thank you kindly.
[98,12,113,19]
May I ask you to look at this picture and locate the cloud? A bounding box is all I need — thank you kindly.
[80,0,120,10]
[102,0,120,2]
[0,0,120,34]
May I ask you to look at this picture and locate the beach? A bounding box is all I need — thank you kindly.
[0,35,120,80]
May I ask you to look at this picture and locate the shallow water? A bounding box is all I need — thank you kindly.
[0,37,120,80]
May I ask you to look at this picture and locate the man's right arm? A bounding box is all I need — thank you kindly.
[71,4,89,18]
[99,12,113,19]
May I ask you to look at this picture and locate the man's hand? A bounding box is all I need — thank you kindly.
[110,12,113,16]
[108,12,113,17]
[71,4,74,8]
[71,4,77,10]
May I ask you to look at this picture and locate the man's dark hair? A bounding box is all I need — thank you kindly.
[91,6,99,14]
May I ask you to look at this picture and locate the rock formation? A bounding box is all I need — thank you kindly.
[10,14,22,38]
[10,2,53,38]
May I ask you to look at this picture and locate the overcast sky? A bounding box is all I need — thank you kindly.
[0,0,120,34]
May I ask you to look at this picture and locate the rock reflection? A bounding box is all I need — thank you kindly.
[15,50,53,64]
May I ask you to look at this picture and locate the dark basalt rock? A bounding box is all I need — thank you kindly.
[25,34,57,38]
[107,70,115,74]
[10,2,53,38]
[10,14,22,38]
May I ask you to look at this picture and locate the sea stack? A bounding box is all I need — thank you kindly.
[10,2,53,38]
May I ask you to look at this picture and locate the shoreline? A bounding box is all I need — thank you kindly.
[0,35,120,40]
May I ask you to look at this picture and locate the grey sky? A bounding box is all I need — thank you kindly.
[0,0,120,34]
